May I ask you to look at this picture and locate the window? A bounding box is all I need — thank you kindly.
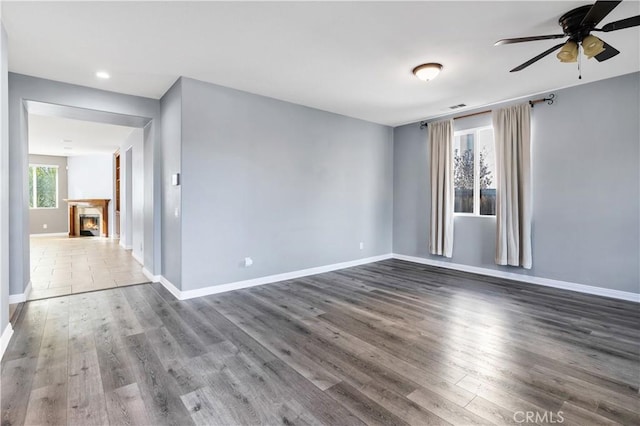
[453,126,496,216]
[29,164,59,209]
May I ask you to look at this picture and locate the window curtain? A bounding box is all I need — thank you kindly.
[429,119,454,258]
[492,103,532,269]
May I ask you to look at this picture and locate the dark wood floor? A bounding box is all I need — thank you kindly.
[2,259,639,426]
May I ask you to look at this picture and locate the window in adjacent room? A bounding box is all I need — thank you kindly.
[453,126,496,216]
[29,164,59,209]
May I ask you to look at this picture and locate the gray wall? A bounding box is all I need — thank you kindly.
[119,128,143,253]
[8,73,161,296]
[1,23,9,333]
[180,77,393,290]
[393,72,640,294]
[130,128,145,261]
[122,146,133,247]
[160,79,182,287]
[28,154,68,234]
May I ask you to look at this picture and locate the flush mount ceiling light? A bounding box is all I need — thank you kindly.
[556,41,578,63]
[412,63,443,82]
[96,71,110,79]
[582,35,606,59]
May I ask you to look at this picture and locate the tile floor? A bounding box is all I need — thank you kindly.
[28,236,148,300]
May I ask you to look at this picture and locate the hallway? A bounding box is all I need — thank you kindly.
[29,236,148,300]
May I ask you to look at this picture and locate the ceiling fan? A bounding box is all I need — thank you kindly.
[496,1,640,72]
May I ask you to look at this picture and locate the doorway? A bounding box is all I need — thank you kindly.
[26,111,147,300]
[5,76,161,326]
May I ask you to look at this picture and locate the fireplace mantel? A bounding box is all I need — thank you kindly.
[65,199,110,237]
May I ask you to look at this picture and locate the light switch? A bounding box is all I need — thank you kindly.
[172,173,180,186]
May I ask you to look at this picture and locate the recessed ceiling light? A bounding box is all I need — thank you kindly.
[412,63,443,82]
[96,71,110,79]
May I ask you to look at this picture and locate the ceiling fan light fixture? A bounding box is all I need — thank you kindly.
[556,41,578,63]
[412,63,443,82]
[582,35,605,59]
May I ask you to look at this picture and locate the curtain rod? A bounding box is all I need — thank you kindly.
[419,94,555,129]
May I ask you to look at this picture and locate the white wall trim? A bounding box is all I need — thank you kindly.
[8,280,32,304]
[160,254,393,301]
[119,240,133,250]
[1,323,14,359]
[149,251,638,303]
[25,280,32,301]
[8,293,23,304]
[392,253,640,303]
[159,276,182,300]
[132,251,143,266]
[142,267,161,283]
[29,232,68,238]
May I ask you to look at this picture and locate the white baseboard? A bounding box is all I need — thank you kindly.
[160,276,182,300]
[132,251,143,266]
[8,294,23,304]
[152,251,638,303]
[159,254,394,301]
[119,241,133,250]
[1,323,14,360]
[29,232,68,238]
[142,267,161,283]
[392,253,640,303]
[8,280,32,304]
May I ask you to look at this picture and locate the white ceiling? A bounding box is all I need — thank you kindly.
[3,1,639,126]
[28,114,135,157]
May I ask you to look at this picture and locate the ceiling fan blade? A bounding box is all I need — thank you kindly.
[510,42,566,72]
[494,34,565,46]
[601,15,640,31]
[594,41,620,61]
[581,1,622,27]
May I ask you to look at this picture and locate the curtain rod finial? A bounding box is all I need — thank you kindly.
[546,93,555,105]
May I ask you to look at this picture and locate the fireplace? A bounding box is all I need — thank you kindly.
[66,199,110,238]
[79,214,100,237]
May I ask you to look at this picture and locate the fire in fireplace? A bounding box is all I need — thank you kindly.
[79,214,100,237]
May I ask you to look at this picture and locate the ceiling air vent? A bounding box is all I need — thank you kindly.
[449,103,467,109]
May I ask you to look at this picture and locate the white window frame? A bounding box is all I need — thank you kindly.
[453,125,495,217]
[29,164,59,210]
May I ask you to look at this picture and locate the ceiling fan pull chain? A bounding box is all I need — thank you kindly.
[578,45,582,80]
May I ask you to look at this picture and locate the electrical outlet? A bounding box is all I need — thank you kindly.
[244,257,253,267]
[359,242,364,250]
[43,224,48,229]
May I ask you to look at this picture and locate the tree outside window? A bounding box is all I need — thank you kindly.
[29,165,58,208]
[453,127,496,216]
